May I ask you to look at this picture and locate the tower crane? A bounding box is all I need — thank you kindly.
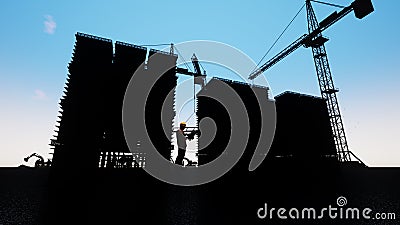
[248,0,374,162]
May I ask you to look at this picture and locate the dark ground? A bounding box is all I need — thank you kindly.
[0,162,399,225]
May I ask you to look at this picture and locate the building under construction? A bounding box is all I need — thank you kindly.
[197,78,337,169]
[269,91,337,161]
[51,32,342,170]
[45,34,367,223]
[1,1,390,224]
[51,33,177,169]
[196,78,273,167]
[51,0,376,170]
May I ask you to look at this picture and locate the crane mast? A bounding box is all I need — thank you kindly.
[248,0,374,162]
[306,0,350,161]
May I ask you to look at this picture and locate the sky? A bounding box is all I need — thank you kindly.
[0,0,399,167]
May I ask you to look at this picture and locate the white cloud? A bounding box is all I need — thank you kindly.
[44,15,56,34]
[33,89,47,100]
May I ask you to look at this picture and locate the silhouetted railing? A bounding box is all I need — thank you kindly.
[98,152,146,168]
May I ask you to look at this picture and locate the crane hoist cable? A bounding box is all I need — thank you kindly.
[173,46,198,125]
[310,0,345,8]
[174,46,192,72]
[138,43,171,47]
[251,3,306,74]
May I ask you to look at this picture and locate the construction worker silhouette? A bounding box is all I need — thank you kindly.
[175,122,187,165]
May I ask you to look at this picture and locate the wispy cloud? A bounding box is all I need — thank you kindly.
[44,15,56,34]
[33,89,47,100]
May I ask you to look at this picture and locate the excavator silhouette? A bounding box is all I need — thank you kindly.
[24,153,52,167]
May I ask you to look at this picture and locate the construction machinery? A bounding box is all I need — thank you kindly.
[248,0,374,162]
[176,53,207,79]
[24,153,51,167]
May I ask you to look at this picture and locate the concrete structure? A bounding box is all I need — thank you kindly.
[51,33,177,169]
[197,78,337,167]
[196,77,273,167]
[268,91,337,161]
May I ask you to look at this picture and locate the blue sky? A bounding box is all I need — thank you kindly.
[0,0,399,166]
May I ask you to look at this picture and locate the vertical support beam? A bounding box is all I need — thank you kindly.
[306,0,351,161]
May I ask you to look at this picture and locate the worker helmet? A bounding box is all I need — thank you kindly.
[179,122,187,130]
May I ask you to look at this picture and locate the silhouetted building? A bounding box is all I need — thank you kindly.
[51,33,177,169]
[51,33,113,169]
[197,77,273,167]
[145,49,178,160]
[101,41,148,168]
[268,91,337,161]
[51,32,337,171]
[197,79,337,167]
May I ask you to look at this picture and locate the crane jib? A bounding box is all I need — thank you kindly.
[248,0,374,80]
